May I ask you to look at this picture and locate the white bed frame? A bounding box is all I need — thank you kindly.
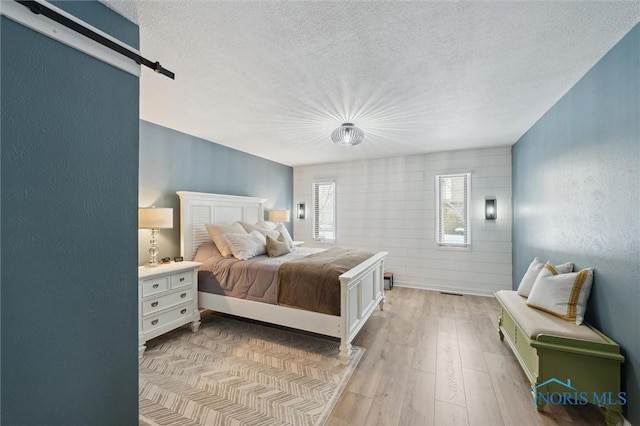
[177,191,387,362]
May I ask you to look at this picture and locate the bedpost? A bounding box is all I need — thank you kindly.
[339,341,352,364]
[379,259,385,311]
[339,276,351,364]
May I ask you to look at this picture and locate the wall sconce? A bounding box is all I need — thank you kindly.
[485,198,497,220]
[297,203,306,219]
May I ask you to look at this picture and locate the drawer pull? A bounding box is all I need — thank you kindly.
[153,284,159,289]
[179,277,185,282]
[151,302,159,307]
[181,309,187,314]
[151,319,159,325]
[180,293,187,298]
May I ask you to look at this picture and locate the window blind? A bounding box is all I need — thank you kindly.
[436,173,471,248]
[312,181,336,242]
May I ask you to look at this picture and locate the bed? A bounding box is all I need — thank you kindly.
[177,191,388,362]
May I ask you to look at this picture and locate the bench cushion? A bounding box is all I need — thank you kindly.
[495,290,604,343]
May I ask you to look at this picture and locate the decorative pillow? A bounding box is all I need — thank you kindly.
[205,222,247,257]
[236,221,259,233]
[194,241,222,262]
[255,228,280,240]
[274,223,295,248]
[266,234,290,257]
[517,257,574,297]
[224,232,266,260]
[249,229,267,246]
[526,263,594,324]
[256,219,277,230]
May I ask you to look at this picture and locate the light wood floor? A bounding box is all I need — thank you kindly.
[327,287,606,426]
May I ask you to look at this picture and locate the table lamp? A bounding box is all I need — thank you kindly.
[139,207,173,266]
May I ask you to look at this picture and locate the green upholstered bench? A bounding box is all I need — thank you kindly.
[495,290,625,426]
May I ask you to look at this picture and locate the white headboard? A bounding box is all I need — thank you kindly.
[177,191,267,260]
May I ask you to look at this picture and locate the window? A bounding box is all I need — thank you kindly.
[312,181,336,242]
[436,173,471,248]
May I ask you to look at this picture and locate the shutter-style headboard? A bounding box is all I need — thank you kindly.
[177,191,266,260]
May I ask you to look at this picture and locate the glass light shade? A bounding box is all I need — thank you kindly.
[268,209,290,223]
[485,199,497,220]
[331,123,364,146]
[139,207,173,229]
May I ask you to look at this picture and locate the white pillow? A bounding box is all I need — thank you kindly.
[205,222,247,257]
[517,257,573,297]
[250,229,267,245]
[236,221,280,244]
[526,263,594,325]
[236,221,259,233]
[274,223,294,248]
[256,219,277,230]
[223,231,266,260]
[255,228,280,240]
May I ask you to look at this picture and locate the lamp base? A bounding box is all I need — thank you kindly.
[147,228,160,266]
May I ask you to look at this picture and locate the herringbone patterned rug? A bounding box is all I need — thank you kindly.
[139,312,363,426]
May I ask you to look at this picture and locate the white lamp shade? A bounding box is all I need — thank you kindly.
[139,207,173,229]
[268,209,290,222]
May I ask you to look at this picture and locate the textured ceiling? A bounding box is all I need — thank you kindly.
[103,1,639,166]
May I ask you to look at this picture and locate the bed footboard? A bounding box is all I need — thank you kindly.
[339,251,388,363]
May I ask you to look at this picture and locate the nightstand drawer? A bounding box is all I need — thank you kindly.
[171,271,193,289]
[143,303,192,332]
[141,276,169,296]
[142,289,192,315]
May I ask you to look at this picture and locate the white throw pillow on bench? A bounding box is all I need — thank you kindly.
[517,257,573,297]
[526,263,594,325]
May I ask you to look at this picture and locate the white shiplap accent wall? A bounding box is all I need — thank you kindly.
[293,147,512,296]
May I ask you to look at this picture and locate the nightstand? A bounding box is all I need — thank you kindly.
[138,261,202,357]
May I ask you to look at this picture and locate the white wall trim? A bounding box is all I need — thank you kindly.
[394,281,501,298]
[0,0,140,77]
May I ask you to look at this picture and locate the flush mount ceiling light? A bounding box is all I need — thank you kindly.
[331,123,364,146]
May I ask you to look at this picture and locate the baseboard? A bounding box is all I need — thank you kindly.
[393,280,504,297]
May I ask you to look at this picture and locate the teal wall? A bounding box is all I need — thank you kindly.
[512,23,639,423]
[139,120,294,264]
[1,2,139,424]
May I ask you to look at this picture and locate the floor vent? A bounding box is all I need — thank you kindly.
[440,292,463,296]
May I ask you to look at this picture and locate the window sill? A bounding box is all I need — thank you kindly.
[436,244,471,252]
[313,239,337,245]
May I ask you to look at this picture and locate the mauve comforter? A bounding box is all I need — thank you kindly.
[194,241,323,304]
